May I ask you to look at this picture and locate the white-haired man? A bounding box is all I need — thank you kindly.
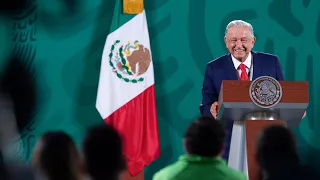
[200,20,285,174]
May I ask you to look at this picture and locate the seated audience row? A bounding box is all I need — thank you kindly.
[1,116,318,180]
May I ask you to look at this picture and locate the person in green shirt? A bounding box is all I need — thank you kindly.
[153,116,247,180]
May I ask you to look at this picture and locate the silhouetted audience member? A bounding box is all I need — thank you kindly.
[0,129,35,180]
[0,87,35,180]
[0,54,37,179]
[82,124,126,180]
[31,131,82,180]
[153,116,246,180]
[256,125,319,180]
[0,0,28,15]
[0,60,35,180]
[0,161,35,180]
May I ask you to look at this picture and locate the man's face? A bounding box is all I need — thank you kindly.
[224,27,256,62]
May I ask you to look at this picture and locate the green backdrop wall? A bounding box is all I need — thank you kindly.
[0,0,319,179]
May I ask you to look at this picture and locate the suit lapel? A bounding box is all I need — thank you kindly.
[252,51,263,80]
[224,54,239,80]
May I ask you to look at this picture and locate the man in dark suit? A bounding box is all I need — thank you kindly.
[199,20,285,171]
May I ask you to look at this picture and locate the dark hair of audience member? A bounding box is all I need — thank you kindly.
[82,124,126,180]
[0,145,7,179]
[256,125,299,173]
[33,131,80,180]
[184,116,226,157]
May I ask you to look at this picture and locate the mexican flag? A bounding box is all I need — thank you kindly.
[95,0,160,176]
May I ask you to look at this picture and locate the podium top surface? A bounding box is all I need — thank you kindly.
[218,80,308,128]
[219,80,308,103]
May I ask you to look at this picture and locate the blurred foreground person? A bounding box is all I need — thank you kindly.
[31,131,82,180]
[82,124,126,180]
[0,93,34,180]
[0,56,36,179]
[256,125,319,180]
[0,0,28,15]
[153,116,246,180]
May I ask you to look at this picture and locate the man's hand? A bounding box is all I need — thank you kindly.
[210,101,219,119]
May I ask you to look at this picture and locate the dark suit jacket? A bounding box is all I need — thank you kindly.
[199,51,285,159]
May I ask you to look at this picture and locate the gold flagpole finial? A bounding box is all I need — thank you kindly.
[123,0,144,14]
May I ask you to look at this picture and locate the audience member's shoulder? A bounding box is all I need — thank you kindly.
[207,54,229,67]
[152,161,187,180]
[254,51,278,59]
[6,163,35,180]
[300,164,320,180]
[266,164,319,180]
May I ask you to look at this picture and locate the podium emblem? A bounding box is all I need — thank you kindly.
[249,76,283,108]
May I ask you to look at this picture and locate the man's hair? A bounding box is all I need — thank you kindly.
[38,131,79,180]
[82,124,126,180]
[225,20,254,37]
[184,116,225,157]
[256,125,299,172]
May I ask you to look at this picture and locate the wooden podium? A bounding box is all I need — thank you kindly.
[217,79,308,180]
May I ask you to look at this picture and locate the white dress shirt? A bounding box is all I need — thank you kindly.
[231,52,253,80]
[228,53,253,177]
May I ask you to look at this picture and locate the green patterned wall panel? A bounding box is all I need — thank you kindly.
[0,0,319,179]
